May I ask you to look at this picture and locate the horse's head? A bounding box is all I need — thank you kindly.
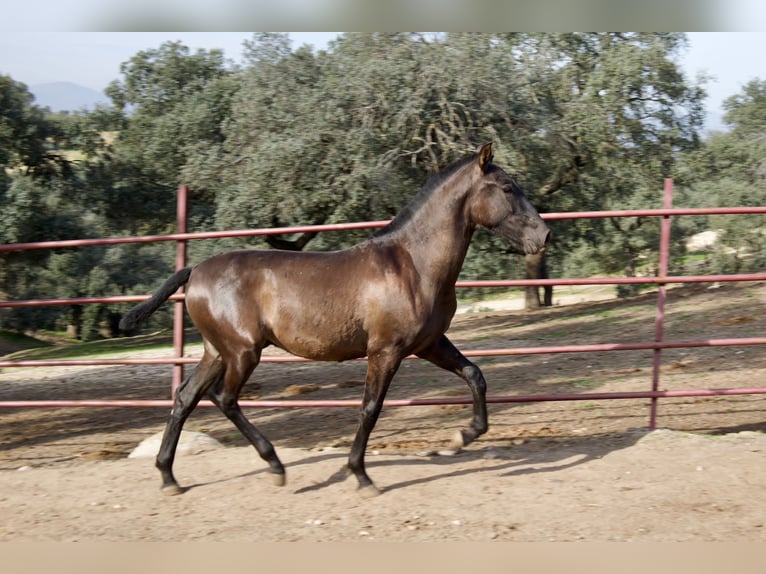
[468,142,550,255]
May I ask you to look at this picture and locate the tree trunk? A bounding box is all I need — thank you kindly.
[524,252,552,310]
[67,305,83,339]
[265,231,318,251]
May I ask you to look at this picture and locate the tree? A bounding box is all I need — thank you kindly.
[214,33,704,307]
[0,69,188,339]
[677,78,766,274]
[213,33,357,251]
[0,77,87,335]
[497,33,705,302]
[1,34,711,339]
[104,41,236,233]
[0,175,97,336]
[0,75,63,181]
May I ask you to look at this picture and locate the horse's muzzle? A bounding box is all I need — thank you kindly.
[524,228,551,255]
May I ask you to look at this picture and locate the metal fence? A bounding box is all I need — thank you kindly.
[2,180,766,429]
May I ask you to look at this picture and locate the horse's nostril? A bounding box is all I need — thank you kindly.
[544,230,551,246]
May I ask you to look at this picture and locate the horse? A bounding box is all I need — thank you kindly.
[119,142,550,497]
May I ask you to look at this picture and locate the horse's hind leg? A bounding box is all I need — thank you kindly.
[156,354,225,495]
[417,335,488,450]
[207,350,286,486]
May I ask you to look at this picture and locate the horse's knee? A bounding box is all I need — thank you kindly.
[462,363,486,391]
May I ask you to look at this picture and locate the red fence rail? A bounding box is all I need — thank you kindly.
[2,180,766,430]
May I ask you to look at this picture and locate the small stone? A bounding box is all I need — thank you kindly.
[129,430,223,459]
[437,449,461,457]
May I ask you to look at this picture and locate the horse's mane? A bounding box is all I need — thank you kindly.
[373,152,478,238]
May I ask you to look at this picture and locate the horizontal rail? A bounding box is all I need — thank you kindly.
[0,294,184,308]
[2,206,765,253]
[3,273,766,309]
[1,386,765,409]
[541,206,766,220]
[455,273,766,288]
[0,221,390,252]
[3,337,765,368]
[2,198,765,419]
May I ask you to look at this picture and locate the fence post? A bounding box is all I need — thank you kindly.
[649,178,673,428]
[171,185,189,397]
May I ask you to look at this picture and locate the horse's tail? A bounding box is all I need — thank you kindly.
[119,267,193,331]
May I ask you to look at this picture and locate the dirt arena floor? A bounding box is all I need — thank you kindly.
[1,282,765,541]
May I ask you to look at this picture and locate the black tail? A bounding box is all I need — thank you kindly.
[119,267,193,331]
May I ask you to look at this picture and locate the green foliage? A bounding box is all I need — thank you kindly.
[676,78,766,275]
[3,33,763,339]
[104,41,235,231]
[0,74,67,183]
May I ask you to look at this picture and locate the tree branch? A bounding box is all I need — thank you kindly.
[265,231,319,251]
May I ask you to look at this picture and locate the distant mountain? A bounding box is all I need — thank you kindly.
[30,82,110,112]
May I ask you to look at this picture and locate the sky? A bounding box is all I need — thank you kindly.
[1,31,765,132]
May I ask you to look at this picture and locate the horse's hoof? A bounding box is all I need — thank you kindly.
[449,430,466,451]
[271,472,287,487]
[161,483,185,496]
[359,484,382,498]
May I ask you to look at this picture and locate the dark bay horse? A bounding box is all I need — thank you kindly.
[120,142,550,497]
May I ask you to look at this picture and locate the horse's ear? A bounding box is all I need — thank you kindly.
[477,142,494,172]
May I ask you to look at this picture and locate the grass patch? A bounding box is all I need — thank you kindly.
[3,329,202,361]
[571,380,598,389]
[0,330,53,353]
[578,401,602,409]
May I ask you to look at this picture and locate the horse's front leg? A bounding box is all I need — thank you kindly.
[347,349,402,498]
[417,335,488,450]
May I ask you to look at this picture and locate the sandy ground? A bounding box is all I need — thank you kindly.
[1,429,765,541]
[1,282,765,541]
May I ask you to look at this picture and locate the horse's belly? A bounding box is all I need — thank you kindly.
[267,316,368,362]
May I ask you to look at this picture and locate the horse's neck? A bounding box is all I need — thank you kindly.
[386,183,475,287]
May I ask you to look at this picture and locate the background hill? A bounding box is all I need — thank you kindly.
[30,81,109,112]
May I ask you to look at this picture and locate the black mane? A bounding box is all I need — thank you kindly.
[373,153,478,238]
